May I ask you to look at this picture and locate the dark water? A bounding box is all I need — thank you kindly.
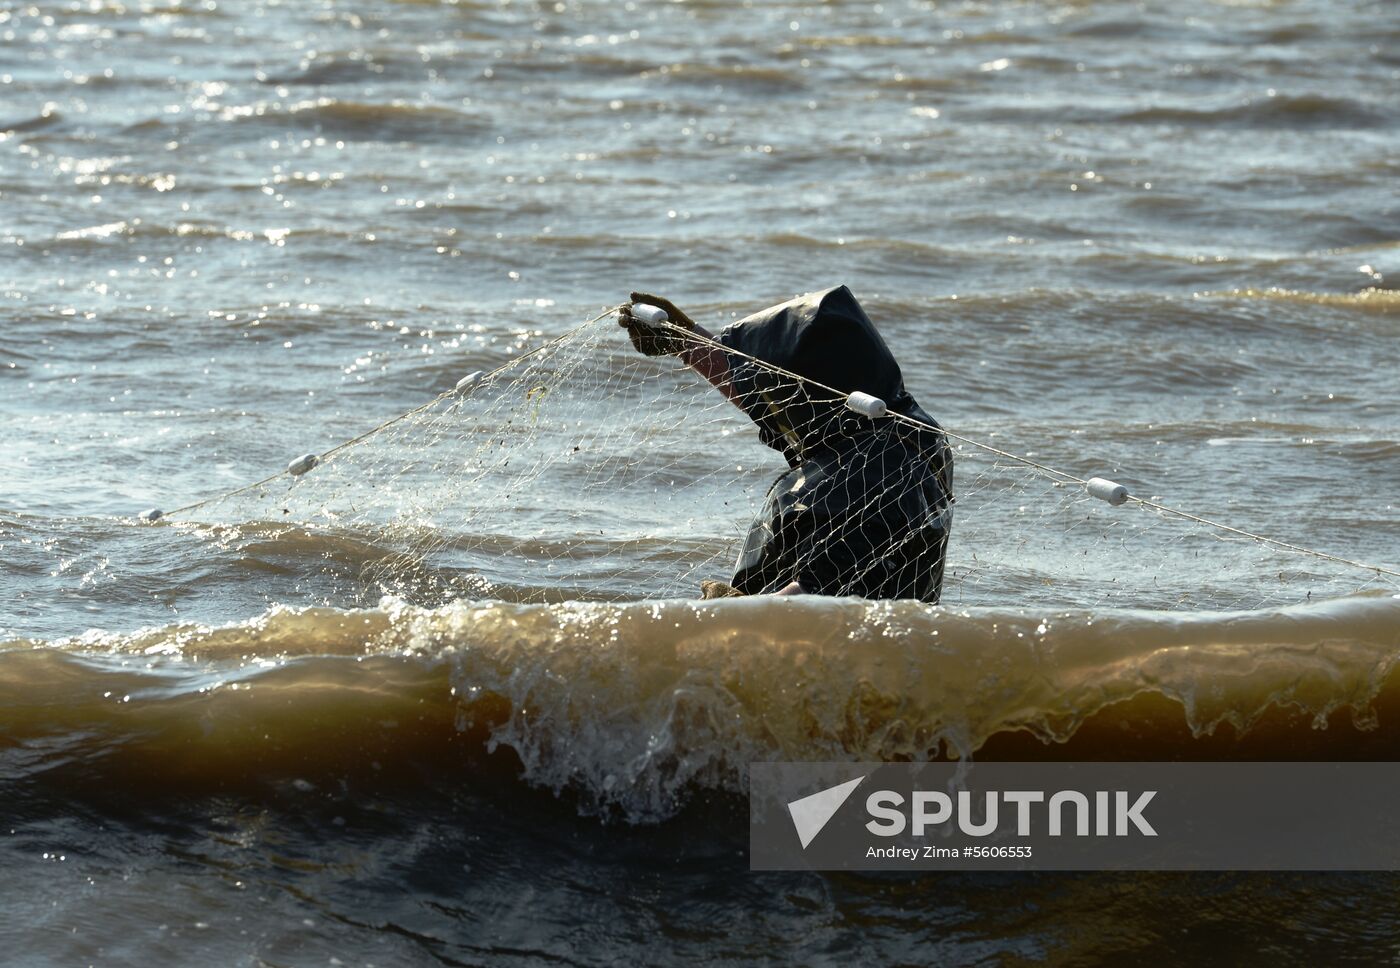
[3,0,1400,963]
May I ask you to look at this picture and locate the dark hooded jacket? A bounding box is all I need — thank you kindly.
[718,285,953,603]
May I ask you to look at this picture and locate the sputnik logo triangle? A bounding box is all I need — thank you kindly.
[786,775,866,849]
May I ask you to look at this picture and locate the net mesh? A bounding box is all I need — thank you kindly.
[171,312,1398,613]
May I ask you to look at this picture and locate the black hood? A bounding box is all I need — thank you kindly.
[718,285,910,402]
[718,285,936,465]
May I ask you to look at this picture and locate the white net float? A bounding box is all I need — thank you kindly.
[629,303,669,325]
[455,370,485,393]
[845,391,888,419]
[1086,477,1129,506]
[137,508,163,522]
[287,453,319,476]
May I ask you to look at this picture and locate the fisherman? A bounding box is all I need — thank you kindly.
[619,286,953,603]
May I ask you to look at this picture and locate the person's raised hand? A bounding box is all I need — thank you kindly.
[629,293,695,329]
[618,292,696,357]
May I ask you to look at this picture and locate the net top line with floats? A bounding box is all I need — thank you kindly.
[131,303,1399,588]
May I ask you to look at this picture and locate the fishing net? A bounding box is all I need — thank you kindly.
[158,310,1397,613]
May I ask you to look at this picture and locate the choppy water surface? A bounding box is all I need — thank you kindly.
[2,0,1399,963]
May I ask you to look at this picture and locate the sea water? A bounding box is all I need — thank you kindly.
[2,0,1399,962]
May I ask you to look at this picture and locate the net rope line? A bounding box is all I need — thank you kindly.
[160,305,627,518]
[155,306,1397,583]
[654,321,1400,582]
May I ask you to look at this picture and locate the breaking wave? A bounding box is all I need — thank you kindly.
[5,592,1399,822]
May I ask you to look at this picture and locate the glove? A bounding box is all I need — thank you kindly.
[619,291,697,357]
[700,579,745,599]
